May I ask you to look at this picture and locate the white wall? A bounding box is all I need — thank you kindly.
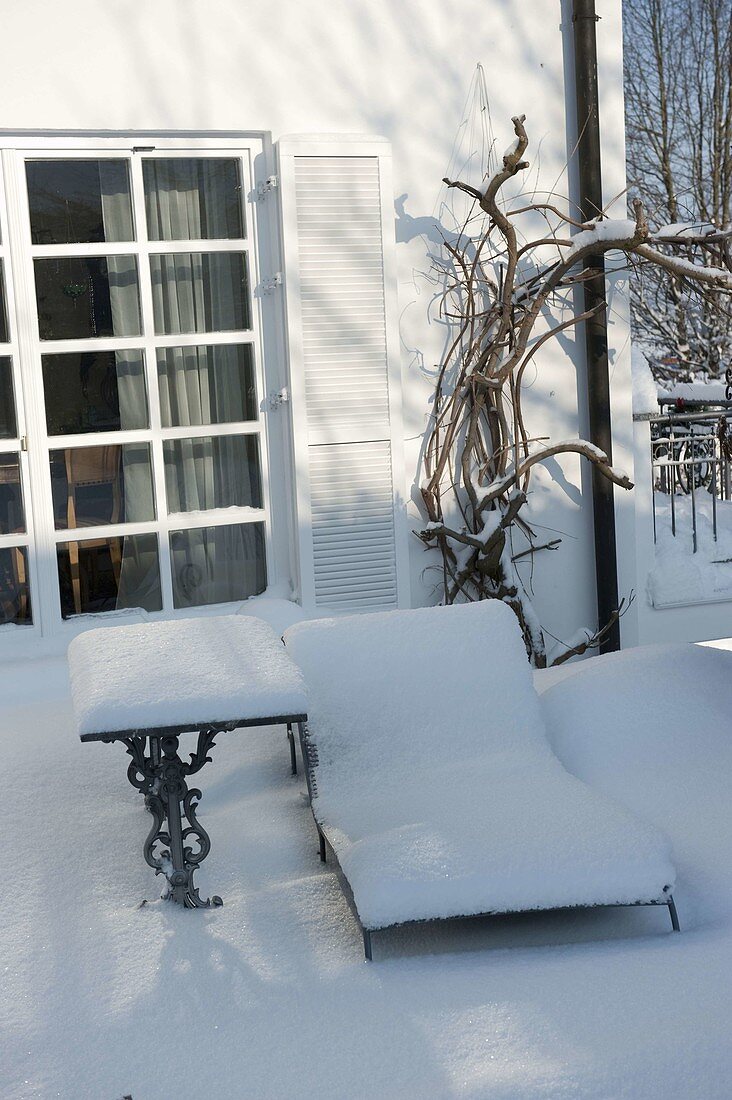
[0,0,634,652]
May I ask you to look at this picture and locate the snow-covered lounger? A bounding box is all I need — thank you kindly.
[284,601,678,959]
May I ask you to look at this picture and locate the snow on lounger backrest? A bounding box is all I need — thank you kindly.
[285,601,554,795]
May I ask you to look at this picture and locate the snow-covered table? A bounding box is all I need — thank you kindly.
[68,616,308,908]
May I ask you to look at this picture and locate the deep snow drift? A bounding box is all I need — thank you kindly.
[2,640,732,1098]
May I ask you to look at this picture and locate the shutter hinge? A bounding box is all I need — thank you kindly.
[268,387,290,409]
[257,175,279,200]
[261,272,283,294]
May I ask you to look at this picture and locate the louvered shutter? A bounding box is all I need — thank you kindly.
[277,136,410,612]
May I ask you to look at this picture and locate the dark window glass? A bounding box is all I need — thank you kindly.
[157,344,257,427]
[0,358,17,439]
[170,522,266,609]
[0,454,24,534]
[0,546,32,625]
[150,252,250,335]
[57,532,162,619]
[26,159,133,245]
[50,443,155,530]
[143,157,244,241]
[42,350,148,435]
[163,435,262,514]
[0,260,9,344]
[34,256,141,341]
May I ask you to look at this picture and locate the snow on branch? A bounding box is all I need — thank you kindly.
[474,441,633,511]
[634,244,732,289]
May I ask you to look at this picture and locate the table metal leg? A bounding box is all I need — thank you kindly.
[123,729,223,908]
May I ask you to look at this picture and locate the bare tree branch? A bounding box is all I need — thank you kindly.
[418,114,730,665]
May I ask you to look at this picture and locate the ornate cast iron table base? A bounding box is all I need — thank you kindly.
[88,712,306,909]
[71,614,308,909]
[123,727,224,908]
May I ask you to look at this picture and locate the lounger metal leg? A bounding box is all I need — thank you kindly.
[363,928,373,961]
[297,722,316,804]
[667,895,680,932]
[286,723,297,776]
[318,828,327,863]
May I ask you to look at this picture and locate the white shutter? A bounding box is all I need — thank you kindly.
[277,136,410,612]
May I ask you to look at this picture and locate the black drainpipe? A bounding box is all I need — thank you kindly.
[572,0,621,652]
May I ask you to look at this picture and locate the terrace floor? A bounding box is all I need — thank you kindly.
[3,644,732,1099]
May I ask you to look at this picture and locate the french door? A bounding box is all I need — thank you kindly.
[0,136,283,643]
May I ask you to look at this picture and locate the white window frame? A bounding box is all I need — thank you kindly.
[0,173,40,642]
[0,131,294,651]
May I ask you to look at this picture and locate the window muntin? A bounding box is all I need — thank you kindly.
[170,521,266,609]
[0,454,25,534]
[0,358,18,439]
[149,252,251,335]
[34,255,142,340]
[42,349,148,436]
[57,532,162,619]
[26,159,134,245]
[157,344,257,427]
[50,443,156,529]
[0,546,32,625]
[163,434,262,514]
[143,157,244,241]
[0,261,9,344]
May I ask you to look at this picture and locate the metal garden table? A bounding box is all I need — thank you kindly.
[69,615,308,909]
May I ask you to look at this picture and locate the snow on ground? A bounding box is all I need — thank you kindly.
[2,641,732,1098]
[649,495,732,606]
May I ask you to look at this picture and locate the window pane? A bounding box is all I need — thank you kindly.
[34,256,141,341]
[0,260,9,344]
[157,344,257,427]
[150,252,250,335]
[0,546,32,625]
[0,358,18,439]
[57,532,162,619]
[26,159,134,245]
[50,443,155,530]
[170,522,266,608]
[42,350,148,435]
[143,158,244,241]
[0,454,25,534]
[164,435,262,513]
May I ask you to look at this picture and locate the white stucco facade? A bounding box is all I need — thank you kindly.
[0,0,648,655]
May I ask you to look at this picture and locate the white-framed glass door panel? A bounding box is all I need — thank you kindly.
[2,138,276,633]
[131,146,270,616]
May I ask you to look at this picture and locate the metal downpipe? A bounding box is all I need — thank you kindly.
[572,0,621,652]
